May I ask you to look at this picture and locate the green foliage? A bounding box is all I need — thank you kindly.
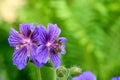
[0,0,120,80]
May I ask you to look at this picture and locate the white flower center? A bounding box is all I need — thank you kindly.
[24,38,31,45]
[46,42,51,47]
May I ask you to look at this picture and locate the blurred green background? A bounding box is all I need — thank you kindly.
[0,0,120,80]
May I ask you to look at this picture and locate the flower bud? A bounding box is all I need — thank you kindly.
[70,66,82,77]
[56,66,67,77]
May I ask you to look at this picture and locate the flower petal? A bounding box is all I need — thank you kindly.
[59,37,66,54]
[50,51,61,68]
[8,28,23,47]
[48,23,61,42]
[72,76,80,80]
[72,71,96,80]
[36,45,49,64]
[12,46,28,70]
[30,45,43,68]
[111,76,120,80]
[36,25,48,44]
[80,71,96,80]
[19,24,33,37]
[31,26,41,44]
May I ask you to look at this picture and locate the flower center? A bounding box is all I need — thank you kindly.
[24,38,31,45]
[46,42,52,47]
[46,40,62,54]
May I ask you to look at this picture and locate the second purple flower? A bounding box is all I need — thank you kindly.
[35,23,66,68]
[111,76,120,80]
[72,71,96,80]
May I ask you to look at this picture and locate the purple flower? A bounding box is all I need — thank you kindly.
[8,24,43,70]
[111,76,120,80]
[35,23,66,68]
[72,71,96,80]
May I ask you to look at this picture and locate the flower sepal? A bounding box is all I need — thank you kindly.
[44,60,53,67]
[56,66,67,77]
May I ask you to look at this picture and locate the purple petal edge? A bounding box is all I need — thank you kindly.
[111,76,120,80]
[36,24,48,44]
[8,28,23,47]
[72,71,96,80]
[31,26,41,44]
[59,37,66,54]
[30,45,43,68]
[36,45,49,64]
[19,23,33,37]
[12,46,28,70]
[50,52,61,68]
[48,23,61,42]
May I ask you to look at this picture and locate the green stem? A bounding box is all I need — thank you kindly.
[54,68,57,80]
[66,69,70,80]
[37,69,42,80]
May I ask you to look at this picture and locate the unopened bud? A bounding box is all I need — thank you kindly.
[56,66,67,77]
[70,66,82,77]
